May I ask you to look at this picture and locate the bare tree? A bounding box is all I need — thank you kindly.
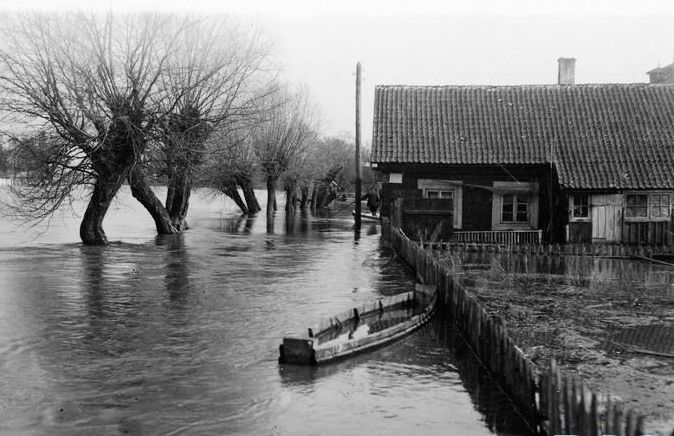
[299,135,356,210]
[0,13,187,244]
[252,87,317,217]
[202,129,261,214]
[130,16,275,231]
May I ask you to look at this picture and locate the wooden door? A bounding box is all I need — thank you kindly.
[591,194,622,242]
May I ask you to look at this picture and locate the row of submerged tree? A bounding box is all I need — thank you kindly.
[0,12,367,245]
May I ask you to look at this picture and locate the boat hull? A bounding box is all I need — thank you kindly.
[279,284,437,366]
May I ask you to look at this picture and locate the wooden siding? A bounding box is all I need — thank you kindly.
[567,222,592,243]
[377,163,556,240]
[461,184,492,231]
[566,192,674,246]
[622,221,673,245]
[390,197,454,241]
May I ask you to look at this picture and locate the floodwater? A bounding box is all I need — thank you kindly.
[0,186,533,436]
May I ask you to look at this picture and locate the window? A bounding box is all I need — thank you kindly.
[650,193,670,218]
[625,194,648,218]
[625,192,671,221]
[426,190,453,200]
[501,194,529,223]
[417,179,462,229]
[571,194,590,219]
[492,181,539,230]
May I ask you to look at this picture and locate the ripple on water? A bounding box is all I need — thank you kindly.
[0,192,533,436]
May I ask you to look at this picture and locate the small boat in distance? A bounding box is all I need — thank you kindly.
[352,210,380,222]
[279,283,437,366]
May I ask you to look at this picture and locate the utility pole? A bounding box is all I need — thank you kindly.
[354,61,362,229]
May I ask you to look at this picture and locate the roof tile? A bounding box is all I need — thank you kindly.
[371,84,674,190]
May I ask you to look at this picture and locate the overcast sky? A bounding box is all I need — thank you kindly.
[2,0,674,144]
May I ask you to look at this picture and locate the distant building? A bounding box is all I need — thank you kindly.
[647,63,674,84]
[372,58,674,246]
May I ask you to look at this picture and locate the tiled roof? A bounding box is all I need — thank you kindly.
[371,84,674,189]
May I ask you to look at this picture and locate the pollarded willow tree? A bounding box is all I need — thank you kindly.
[251,87,317,217]
[130,17,276,231]
[0,13,190,244]
[202,129,262,215]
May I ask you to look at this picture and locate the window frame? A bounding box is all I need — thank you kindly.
[500,193,530,224]
[417,179,463,229]
[569,193,591,222]
[425,189,454,200]
[624,191,672,222]
[491,181,539,230]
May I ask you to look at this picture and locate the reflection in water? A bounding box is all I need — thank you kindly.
[433,318,535,436]
[277,317,533,436]
[0,188,531,436]
[452,250,674,300]
[284,211,295,235]
[266,214,275,234]
[365,223,378,236]
[162,234,190,306]
[81,246,106,321]
[219,214,259,234]
[244,215,256,233]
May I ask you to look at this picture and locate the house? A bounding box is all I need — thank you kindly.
[647,62,674,84]
[371,58,674,245]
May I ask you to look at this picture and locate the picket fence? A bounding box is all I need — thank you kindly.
[417,240,674,260]
[381,218,665,436]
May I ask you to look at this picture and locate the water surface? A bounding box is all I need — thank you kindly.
[0,187,532,435]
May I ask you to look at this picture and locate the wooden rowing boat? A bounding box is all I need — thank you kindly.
[278,283,437,366]
[352,210,380,222]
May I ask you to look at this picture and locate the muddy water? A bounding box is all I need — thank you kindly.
[0,187,532,435]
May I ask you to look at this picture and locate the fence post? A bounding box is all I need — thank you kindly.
[626,410,635,436]
[613,403,623,436]
[589,393,599,436]
[547,359,560,435]
[563,377,571,435]
[578,382,587,435]
[605,394,613,435]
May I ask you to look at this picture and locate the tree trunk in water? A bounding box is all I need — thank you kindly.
[165,185,176,219]
[310,182,318,211]
[266,176,276,217]
[317,184,336,209]
[79,173,127,245]
[128,167,178,234]
[223,184,248,214]
[238,176,261,213]
[300,183,310,210]
[166,172,191,231]
[285,188,296,214]
[80,101,147,245]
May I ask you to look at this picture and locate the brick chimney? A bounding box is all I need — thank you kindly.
[558,57,576,85]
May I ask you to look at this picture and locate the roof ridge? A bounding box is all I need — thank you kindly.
[375,83,663,89]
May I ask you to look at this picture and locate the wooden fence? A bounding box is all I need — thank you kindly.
[416,240,674,259]
[540,359,647,436]
[452,229,543,245]
[381,218,661,436]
